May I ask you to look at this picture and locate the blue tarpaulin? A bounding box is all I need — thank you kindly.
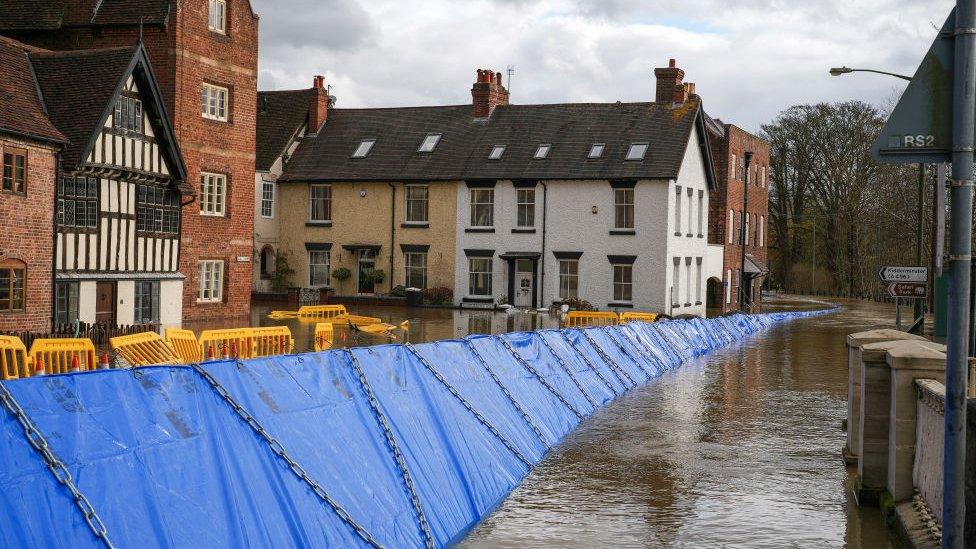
[0,310,832,548]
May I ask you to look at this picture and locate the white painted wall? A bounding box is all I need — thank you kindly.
[160,280,184,328]
[78,281,97,324]
[116,281,135,325]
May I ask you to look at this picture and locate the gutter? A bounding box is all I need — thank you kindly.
[50,151,61,329]
[540,181,548,307]
[388,183,396,292]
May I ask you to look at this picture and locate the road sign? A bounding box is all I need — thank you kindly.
[878,266,928,282]
[887,282,928,299]
[872,10,955,164]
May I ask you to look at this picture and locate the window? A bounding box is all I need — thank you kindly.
[745,213,751,245]
[726,269,733,304]
[309,184,331,222]
[697,190,704,236]
[588,143,605,158]
[613,264,633,302]
[614,189,634,229]
[417,134,441,153]
[2,147,26,193]
[760,215,765,247]
[113,95,142,133]
[134,281,160,324]
[516,188,535,227]
[558,259,578,300]
[470,188,494,227]
[54,282,79,325]
[199,172,227,216]
[488,145,506,160]
[0,260,25,312]
[352,139,376,158]
[685,258,692,304]
[687,187,693,234]
[728,209,735,244]
[208,0,226,33]
[695,258,702,303]
[761,166,766,187]
[674,186,682,233]
[731,154,737,179]
[308,250,330,287]
[533,144,551,159]
[200,83,228,121]
[405,185,429,223]
[261,180,274,218]
[625,143,648,161]
[57,175,99,228]
[137,184,180,234]
[468,257,492,296]
[672,261,680,306]
[197,260,224,302]
[404,252,427,289]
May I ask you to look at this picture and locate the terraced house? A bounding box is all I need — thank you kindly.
[259,61,726,315]
[0,36,189,329]
[1,0,260,321]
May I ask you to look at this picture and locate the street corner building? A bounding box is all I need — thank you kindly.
[1,0,260,321]
[257,60,749,317]
[0,35,191,331]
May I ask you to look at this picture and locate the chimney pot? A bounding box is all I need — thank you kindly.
[669,58,676,68]
[472,67,510,118]
[654,59,687,103]
[308,75,329,134]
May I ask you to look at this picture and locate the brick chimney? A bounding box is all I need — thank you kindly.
[654,59,693,103]
[471,69,510,118]
[308,75,329,134]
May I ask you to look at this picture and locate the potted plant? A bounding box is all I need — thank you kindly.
[331,267,351,294]
[270,253,295,293]
[365,269,386,290]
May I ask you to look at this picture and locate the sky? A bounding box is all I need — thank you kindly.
[251,0,954,132]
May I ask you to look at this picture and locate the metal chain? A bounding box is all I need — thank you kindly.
[404,345,532,468]
[0,382,116,549]
[533,333,599,408]
[579,330,637,388]
[607,328,660,377]
[462,339,549,446]
[551,332,618,395]
[344,350,434,549]
[494,336,585,421]
[188,362,382,549]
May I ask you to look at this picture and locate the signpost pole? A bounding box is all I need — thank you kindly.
[913,163,926,334]
[944,1,975,544]
[896,297,902,330]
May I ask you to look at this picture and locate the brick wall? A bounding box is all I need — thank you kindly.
[0,137,57,332]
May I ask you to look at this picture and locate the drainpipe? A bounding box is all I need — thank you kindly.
[540,181,548,308]
[51,151,62,330]
[388,183,396,292]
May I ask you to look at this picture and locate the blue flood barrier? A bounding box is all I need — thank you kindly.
[0,309,835,548]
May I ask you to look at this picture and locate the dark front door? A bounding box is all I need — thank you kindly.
[95,282,116,325]
[357,249,376,294]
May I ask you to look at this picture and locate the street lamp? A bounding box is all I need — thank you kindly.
[828,66,913,81]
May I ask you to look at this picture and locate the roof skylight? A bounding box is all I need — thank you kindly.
[588,143,605,158]
[626,143,648,161]
[533,143,551,159]
[352,139,376,158]
[488,145,506,160]
[417,133,442,153]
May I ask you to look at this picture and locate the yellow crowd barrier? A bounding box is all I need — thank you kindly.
[165,328,203,363]
[564,311,620,328]
[199,328,255,359]
[251,326,295,357]
[110,332,182,366]
[297,305,348,319]
[620,312,658,323]
[28,338,97,375]
[0,335,29,380]
[314,323,334,352]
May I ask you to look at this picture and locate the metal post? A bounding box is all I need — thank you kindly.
[913,164,926,334]
[944,2,975,544]
[896,297,902,330]
[739,152,753,310]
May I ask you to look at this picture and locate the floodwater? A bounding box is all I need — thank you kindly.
[455,296,907,548]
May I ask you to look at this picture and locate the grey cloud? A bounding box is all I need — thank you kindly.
[251,0,377,52]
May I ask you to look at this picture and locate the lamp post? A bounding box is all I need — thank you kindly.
[829,65,926,333]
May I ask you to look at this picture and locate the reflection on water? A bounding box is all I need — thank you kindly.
[456,296,907,548]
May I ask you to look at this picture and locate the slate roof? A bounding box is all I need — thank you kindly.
[0,36,65,143]
[92,0,172,26]
[0,0,66,30]
[256,89,313,171]
[0,0,172,30]
[278,97,708,184]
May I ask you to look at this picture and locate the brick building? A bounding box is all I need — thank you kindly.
[1,0,260,321]
[705,118,770,313]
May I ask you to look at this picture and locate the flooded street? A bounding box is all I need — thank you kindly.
[455,296,907,548]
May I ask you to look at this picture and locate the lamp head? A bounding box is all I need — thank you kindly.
[829,67,852,77]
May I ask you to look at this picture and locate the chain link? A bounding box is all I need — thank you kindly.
[404,344,533,468]
[462,339,549,447]
[604,328,658,377]
[188,362,383,549]
[531,334,598,409]
[345,350,435,549]
[0,382,116,549]
[493,336,585,421]
[579,330,637,388]
[549,332,618,395]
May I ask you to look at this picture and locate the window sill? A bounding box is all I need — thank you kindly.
[0,309,26,315]
[462,296,494,303]
[59,226,98,234]
[0,190,26,196]
[686,233,693,238]
[138,231,179,238]
[695,301,702,306]
[697,234,704,239]
[684,303,692,307]
[465,227,495,233]
[608,302,634,308]
[671,304,681,309]
[306,221,333,227]
[401,222,429,228]
[511,228,536,234]
[195,300,225,305]
[674,232,682,236]
[201,115,230,124]
[200,212,228,218]
[609,230,635,236]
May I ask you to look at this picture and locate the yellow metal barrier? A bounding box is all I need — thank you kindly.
[0,335,29,380]
[110,332,182,366]
[166,328,203,363]
[563,311,619,328]
[620,312,658,323]
[28,338,97,375]
[297,304,348,319]
[251,326,294,357]
[199,328,255,359]
[314,323,334,351]
[338,314,384,326]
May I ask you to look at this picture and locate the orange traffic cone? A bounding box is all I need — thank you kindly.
[70,355,80,373]
[207,344,216,360]
[99,352,110,370]
[34,357,46,377]
[230,340,238,359]
[221,342,229,359]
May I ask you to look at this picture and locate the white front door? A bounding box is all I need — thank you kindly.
[514,259,533,308]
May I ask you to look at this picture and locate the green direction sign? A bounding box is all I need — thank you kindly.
[872,9,954,164]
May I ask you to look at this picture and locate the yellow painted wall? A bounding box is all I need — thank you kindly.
[277,181,457,297]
